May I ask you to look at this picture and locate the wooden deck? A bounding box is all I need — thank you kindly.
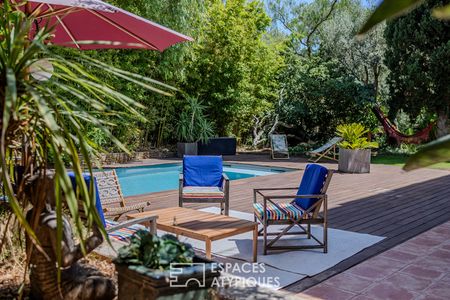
[118,154,450,292]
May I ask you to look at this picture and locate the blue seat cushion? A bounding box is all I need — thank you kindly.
[295,164,329,211]
[183,155,223,187]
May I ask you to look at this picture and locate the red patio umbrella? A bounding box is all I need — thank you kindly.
[14,0,193,51]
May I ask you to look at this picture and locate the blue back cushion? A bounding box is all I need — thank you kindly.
[295,164,329,210]
[183,155,223,187]
[68,172,106,227]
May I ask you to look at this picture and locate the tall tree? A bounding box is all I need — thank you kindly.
[268,0,342,56]
[278,54,374,142]
[319,1,387,100]
[384,0,450,137]
[186,0,283,138]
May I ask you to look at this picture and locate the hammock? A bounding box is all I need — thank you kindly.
[372,106,435,145]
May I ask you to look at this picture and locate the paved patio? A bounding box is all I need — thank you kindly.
[299,220,450,300]
[110,154,450,294]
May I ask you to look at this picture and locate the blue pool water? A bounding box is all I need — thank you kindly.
[115,163,289,196]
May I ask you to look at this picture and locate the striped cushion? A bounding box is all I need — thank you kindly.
[253,202,303,220]
[105,219,147,242]
[183,186,224,198]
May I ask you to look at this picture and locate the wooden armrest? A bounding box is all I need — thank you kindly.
[254,187,298,193]
[264,194,325,200]
[222,173,229,181]
[106,215,158,233]
[255,188,298,198]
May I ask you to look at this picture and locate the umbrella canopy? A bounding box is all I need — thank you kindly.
[14,0,193,51]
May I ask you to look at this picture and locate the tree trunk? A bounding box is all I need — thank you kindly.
[436,109,448,138]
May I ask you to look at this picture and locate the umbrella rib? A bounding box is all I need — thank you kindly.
[47,4,81,49]
[86,9,159,50]
[30,3,45,17]
[38,7,83,19]
[56,15,81,49]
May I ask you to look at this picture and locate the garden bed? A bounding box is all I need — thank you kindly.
[0,254,116,300]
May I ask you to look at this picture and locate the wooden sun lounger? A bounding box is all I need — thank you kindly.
[308,137,342,163]
[270,134,290,160]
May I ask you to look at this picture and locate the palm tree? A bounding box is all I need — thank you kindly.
[0,1,174,296]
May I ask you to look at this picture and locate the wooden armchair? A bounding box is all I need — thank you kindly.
[253,164,333,255]
[179,155,230,215]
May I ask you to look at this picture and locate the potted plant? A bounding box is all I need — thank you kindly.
[336,123,379,173]
[114,231,221,299]
[176,97,215,157]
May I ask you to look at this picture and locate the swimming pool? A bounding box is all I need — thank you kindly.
[115,163,290,196]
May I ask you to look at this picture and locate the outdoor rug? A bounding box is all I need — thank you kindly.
[174,207,385,289]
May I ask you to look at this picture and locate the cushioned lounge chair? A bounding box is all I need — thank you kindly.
[179,155,230,215]
[253,164,333,254]
[308,137,342,163]
[95,169,150,221]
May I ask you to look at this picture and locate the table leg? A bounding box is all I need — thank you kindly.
[205,239,212,260]
[150,220,157,235]
[253,225,258,262]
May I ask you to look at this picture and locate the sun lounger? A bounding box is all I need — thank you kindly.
[95,169,150,221]
[69,172,157,257]
[308,137,342,162]
[270,134,290,159]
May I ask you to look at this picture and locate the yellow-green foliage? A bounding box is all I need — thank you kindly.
[336,123,379,149]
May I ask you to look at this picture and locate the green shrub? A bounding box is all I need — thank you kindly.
[289,143,313,155]
[116,231,195,270]
[176,97,215,143]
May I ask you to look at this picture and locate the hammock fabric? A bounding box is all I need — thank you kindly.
[372,106,435,145]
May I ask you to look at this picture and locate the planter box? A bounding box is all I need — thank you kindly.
[338,148,371,173]
[115,256,220,300]
[198,137,237,156]
[177,142,198,158]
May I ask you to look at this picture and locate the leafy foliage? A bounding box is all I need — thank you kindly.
[116,231,195,270]
[359,0,450,170]
[384,0,450,137]
[53,0,204,149]
[0,2,172,261]
[278,55,375,142]
[358,0,424,35]
[359,0,450,35]
[337,123,379,149]
[186,0,283,138]
[319,1,387,99]
[176,97,215,143]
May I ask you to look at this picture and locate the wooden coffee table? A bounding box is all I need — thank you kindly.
[127,207,258,262]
